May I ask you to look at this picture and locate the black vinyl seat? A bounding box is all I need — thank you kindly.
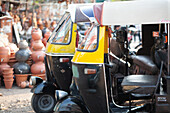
[121,75,158,95]
[131,55,158,75]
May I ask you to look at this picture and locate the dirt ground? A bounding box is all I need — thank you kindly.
[0,85,34,113]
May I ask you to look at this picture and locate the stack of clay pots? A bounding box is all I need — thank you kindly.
[31,28,46,80]
[0,47,13,88]
[2,68,14,89]
[13,40,30,86]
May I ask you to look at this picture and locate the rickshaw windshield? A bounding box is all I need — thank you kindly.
[78,25,98,51]
[51,14,72,44]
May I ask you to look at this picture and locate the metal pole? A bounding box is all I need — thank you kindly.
[168,23,170,76]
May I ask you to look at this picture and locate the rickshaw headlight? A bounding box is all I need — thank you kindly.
[29,76,43,86]
[84,68,97,74]
[55,90,68,101]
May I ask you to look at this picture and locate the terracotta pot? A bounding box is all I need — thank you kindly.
[0,53,10,63]
[3,75,14,80]
[32,74,46,80]
[2,71,13,76]
[15,49,30,62]
[31,29,42,40]
[15,74,28,86]
[3,79,14,89]
[32,40,44,51]
[0,63,10,76]
[0,47,10,55]
[31,51,45,62]
[44,31,52,40]
[18,40,28,49]
[2,68,13,74]
[31,62,45,74]
[19,81,29,88]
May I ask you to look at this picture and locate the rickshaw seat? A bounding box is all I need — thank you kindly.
[131,55,158,75]
[121,75,158,95]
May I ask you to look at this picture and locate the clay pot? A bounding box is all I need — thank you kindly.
[13,62,30,74]
[15,74,28,86]
[3,79,14,89]
[15,49,30,62]
[19,81,29,88]
[44,31,52,40]
[2,68,13,74]
[32,40,44,51]
[18,40,28,49]
[3,75,14,80]
[31,62,45,74]
[0,47,10,55]
[0,53,10,63]
[31,51,45,62]
[0,63,10,76]
[31,29,42,40]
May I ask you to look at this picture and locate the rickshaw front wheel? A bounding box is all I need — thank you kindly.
[31,93,56,113]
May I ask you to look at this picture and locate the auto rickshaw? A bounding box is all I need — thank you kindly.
[29,4,95,113]
[53,0,170,113]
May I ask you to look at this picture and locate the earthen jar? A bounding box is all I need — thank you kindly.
[3,79,14,89]
[31,62,45,74]
[0,47,10,55]
[0,53,10,63]
[2,68,13,74]
[32,40,44,51]
[0,63,10,76]
[31,29,42,40]
[15,74,28,86]
[18,40,28,49]
[31,51,45,62]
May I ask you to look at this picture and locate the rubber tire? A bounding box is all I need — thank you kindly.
[31,93,56,113]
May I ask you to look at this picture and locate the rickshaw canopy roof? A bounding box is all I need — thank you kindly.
[68,0,170,25]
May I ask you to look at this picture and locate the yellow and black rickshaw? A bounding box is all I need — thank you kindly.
[54,0,170,113]
[29,4,95,113]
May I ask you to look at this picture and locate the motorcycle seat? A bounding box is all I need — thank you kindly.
[131,55,158,75]
[121,75,158,95]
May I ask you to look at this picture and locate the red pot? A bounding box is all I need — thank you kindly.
[15,74,29,86]
[3,79,14,89]
[0,63,10,76]
[31,51,45,62]
[31,29,42,40]
[31,62,45,74]
[0,47,10,55]
[0,53,10,63]
[32,40,44,51]
[3,75,14,80]
[2,68,13,74]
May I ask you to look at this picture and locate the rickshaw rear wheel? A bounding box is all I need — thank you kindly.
[31,93,56,113]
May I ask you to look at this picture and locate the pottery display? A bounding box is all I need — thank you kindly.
[18,40,28,49]
[15,74,28,86]
[3,79,14,89]
[15,49,30,62]
[31,51,45,62]
[31,62,45,74]
[0,53,10,63]
[32,74,46,80]
[13,62,30,74]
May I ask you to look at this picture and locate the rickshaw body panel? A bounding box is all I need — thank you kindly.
[45,23,77,54]
[45,55,73,92]
[31,81,57,94]
[72,26,106,64]
[72,63,109,113]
